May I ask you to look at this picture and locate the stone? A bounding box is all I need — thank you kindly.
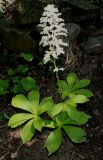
[83,36,103,54]
[12,0,45,24]
[0,28,35,53]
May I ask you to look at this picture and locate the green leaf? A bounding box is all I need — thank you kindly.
[12,94,35,114]
[39,97,53,115]
[67,106,91,125]
[73,89,93,98]
[57,80,68,99]
[33,116,44,131]
[8,113,34,128]
[52,103,64,117]
[7,68,15,76]
[21,53,33,62]
[44,120,57,128]
[0,87,8,95]
[28,90,39,106]
[0,80,9,89]
[17,65,28,74]
[21,119,35,143]
[20,76,38,91]
[12,84,24,94]
[72,79,91,91]
[12,76,21,83]
[67,72,77,89]
[70,95,89,104]
[45,128,61,155]
[55,112,76,125]
[63,126,86,143]
[0,80,9,95]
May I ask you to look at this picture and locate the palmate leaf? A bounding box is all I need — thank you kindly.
[67,72,77,90]
[12,94,35,114]
[63,126,86,143]
[8,113,34,128]
[33,116,44,131]
[55,112,77,125]
[57,80,68,99]
[73,89,93,98]
[45,128,61,155]
[28,90,39,106]
[66,105,91,125]
[72,79,91,91]
[52,103,64,117]
[21,119,35,143]
[70,95,89,104]
[38,97,53,115]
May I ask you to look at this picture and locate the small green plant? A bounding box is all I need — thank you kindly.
[21,53,33,62]
[17,65,28,74]
[6,65,38,94]
[8,4,93,156]
[45,112,88,155]
[20,76,39,91]
[7,68,15,76]
[12,76,39,94]
[0,79,9,95]
[8,90,53,143]
[8,72,92,155]
[57,72,93,100]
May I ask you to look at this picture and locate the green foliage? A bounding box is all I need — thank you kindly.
[17,65,28,74]
[0,79,9,95]
[21,53,33,62]
[5,64,39,94]
[57,72,93,99]
[20,76,39,91]
[12,84,24,94]
[8,90,53,143]
[45,111,87,155]
[12,76,39,94]
[7,68,15,76]
[45,128,61,155]
[8,72,93,155]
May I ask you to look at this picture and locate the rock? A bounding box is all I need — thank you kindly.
[0,28,35,53]
[65,23,81,41]
[83,36,103,54]
[64,23,81,65]
[12,0,45,24]
[61,0,98,10]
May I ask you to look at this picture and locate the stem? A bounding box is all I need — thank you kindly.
[53,58,59,81]
[51,58,63,102]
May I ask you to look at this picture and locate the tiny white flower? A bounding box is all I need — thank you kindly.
[38,4,68,64]
[53,67,65,72]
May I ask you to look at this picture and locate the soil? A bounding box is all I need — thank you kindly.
[0,29,103,160]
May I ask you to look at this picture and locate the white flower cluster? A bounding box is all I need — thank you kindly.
[38,4,68,64]
[0,0,15,12]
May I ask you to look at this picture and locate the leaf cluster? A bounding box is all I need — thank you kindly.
[0,79,9,95]
[8,72,93,155]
